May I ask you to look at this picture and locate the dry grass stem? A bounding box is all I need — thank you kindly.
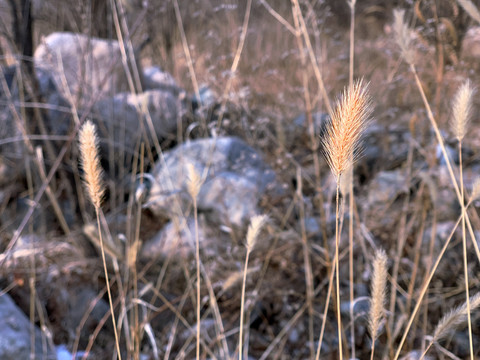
[239,214,268,360]
[393,9,415,65]
[323,79,372,179]
[79,121,104,209]
[339,162,353,196]
[451,80,474,142]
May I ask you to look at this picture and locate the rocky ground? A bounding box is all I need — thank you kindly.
[2,1,480,359]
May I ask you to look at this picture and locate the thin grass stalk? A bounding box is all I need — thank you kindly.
[348,1,357,357]
[406,201,427,315]
[348,0,356,88]
[82,292,121,360]
[25,158,36,360]
[334,179,343,359]
[314,256,336,360]
[385,141,414,358]
[391,60,480,356]
[96,210,122,360]
[408,67,480,264]
[393,214,463,360]
[131,145,145,358]
[193,196,201,360]
[292,4,316,354]
[294,165,315,359]
[452,80,475,358]
[291,0,333,116]
[172,0,200,103]
[215,0,252,130]
[239,248,251,360]
[239,215,267,360]
[186,163,203,360]
[458,139,474,359]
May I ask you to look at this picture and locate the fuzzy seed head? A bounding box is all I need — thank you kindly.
[246,214,268,252]
[323,79,372,180]
[451,80,475,142]
[472,177,480,201]
[79,121,104,209]
[369,249,388,342]
[393,9,415,65]
[433,292,480,342]
[457,0,480,24]
[186,162,202,200]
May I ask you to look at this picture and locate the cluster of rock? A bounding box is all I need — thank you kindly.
[0,31,280,358]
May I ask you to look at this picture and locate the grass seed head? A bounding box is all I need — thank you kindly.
[433,292,480,342]
[451,80,475,142]
[79,120,104,209]
[369,249,388,342]
[186,162,202,200]
[246,214,268,252]
[393,9,415,65]
[323,79,372,180]
[472,177,480,201]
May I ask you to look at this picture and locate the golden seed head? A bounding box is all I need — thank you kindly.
[451,80,475,142]
[393,9,415,65]
[79,120,104,209]
[246,214,268,252]
[434,292,480,342]
[369,249,388,341]
[472,177,480,201]
[323,79,372,181]
[186,162,202,200]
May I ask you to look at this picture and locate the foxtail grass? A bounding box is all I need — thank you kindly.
[79,120,121,360]
[393,10,480,358]
[369,249,388,360]
[419,292,480,359]
[186,163,203,360]
[457,0,480,23]
[323,79,372,359]
[239,215,268,360]
[451,80,475,359]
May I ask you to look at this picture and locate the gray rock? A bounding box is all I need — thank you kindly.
[0,293,56,359]
[142,66,178,91]
[461,27,480,60]
[0,65,26,185]
[144,136,277,228]
[91,89,180,156]
[140,217,220,261]
[34,32,140,108]
[67,287,110,339]
[293,112,328,134]
[367,170,408,205]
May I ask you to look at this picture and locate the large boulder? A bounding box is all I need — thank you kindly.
[0,293,56,359]
[34,32,139,108]
[144,136,277,228]
[91,89,180,157]
[461,27,480,60]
